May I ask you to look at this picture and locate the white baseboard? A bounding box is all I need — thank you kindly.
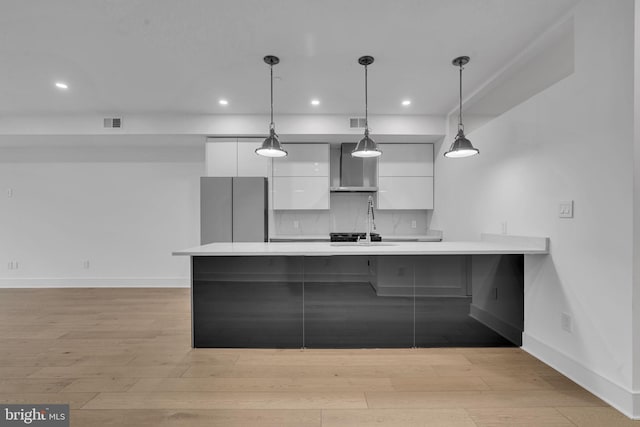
[522,333,640,420]
[0,277,190,288]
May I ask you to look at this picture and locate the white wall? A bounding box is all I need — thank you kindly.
[0,141,203,287]
[431,0,637,417]
[634,0,640,410]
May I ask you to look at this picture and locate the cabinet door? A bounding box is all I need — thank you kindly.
[378,176,433,210]
[273,143,329,177]
[273,177,329,210]
[206,140,238,177]
[237,139,270,177]
[378,143,433,177]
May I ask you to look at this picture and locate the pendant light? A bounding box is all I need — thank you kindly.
[256,55,287,158]
[444,56,479,158]
[352,56,382,158]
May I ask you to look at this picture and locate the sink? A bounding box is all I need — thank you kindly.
[329,242,397,247]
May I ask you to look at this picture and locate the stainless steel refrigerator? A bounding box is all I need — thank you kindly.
[200,177,268,244]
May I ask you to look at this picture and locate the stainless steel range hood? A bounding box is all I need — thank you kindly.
[329,143,378,192]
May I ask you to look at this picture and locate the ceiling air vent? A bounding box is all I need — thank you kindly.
[103,117,122,128]
[349,117,366,129]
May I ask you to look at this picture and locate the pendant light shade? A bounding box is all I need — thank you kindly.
[256,55,287,158]
[352,56,382,158]
[444,56,479,159]
[256,127,287,158]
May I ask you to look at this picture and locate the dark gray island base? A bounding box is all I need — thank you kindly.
[191,254,524,349]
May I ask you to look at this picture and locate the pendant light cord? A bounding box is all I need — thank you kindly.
[270,64,274,130]
[364,65,369,133]
[458,64,464,131]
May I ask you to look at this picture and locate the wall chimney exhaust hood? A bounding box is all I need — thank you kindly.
[329,143,378,192]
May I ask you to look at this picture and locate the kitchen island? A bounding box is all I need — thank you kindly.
[174,234,548,349]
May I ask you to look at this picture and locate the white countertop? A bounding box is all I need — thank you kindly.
[269,234,442,242]
[173,234,549,256]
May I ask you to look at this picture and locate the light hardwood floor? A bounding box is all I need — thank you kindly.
[0,288,637,426]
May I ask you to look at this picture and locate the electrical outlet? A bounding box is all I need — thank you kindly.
[559,201,574,218]
[7,189,13,198]
[411,220,417,229]
[82,260,90,269]
[501,221,508,235]
[561,312,572,333]
[7,261,19,270]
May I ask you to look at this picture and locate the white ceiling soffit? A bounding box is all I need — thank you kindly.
[463,16,575,119]
[0,0,578,116]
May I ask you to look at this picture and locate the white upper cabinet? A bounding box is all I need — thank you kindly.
[272,143,330,210]
[206,140,237,177]
[237,138,270,177]
[273,143,330,177]
[378,143,434,177]
[378,177,434,210]
[272,176,330,210]
[205,138,270,177]
[377,143,434,210]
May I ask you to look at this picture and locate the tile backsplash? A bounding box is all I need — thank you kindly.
[273,193,432,236]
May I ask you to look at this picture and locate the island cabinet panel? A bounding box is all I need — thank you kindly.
[374,255,468,297]
[304,281,413,348]
[468,254,524,346]
[192,256,303,348]
[189,254,524,348]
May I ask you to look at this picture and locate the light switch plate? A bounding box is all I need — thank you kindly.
[559,200,574,218]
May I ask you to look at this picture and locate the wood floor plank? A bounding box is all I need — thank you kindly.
[390,376,490,392]
[181,364,439,379]
[82,391,369,410]
[0,367,39,379]
[0,378,73,393]
[365,389,606,409]
[128,377,394,393]
[466,407,575,426]
[478,373,556,391]
[0,392,97,409]
[30,365,189,379]
[61,377,139,393]
[235,353,472,367]
[321,408,477,427]
[71,409,322,427]
[556,407,640,427]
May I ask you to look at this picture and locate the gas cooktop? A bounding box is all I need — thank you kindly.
[330,232,382,242]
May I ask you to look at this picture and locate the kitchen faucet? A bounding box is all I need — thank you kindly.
[359,195,376,244]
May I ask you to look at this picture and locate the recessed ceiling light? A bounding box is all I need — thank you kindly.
[402,99,411,106]
[55,82,68,90]
[219,99,229,105]
[311,99,320,106]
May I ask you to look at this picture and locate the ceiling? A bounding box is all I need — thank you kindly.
[1,0,578,117]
